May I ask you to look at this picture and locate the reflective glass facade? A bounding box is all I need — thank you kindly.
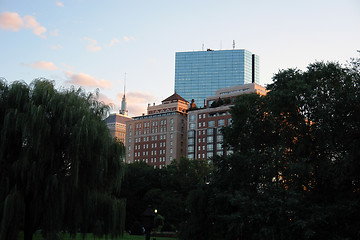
[175,49,259,107]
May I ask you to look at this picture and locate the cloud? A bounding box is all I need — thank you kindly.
[83,37,102,52]
[94,90,157,116]
[0,12,23,31]
[23,15,46,38]
[120,91,157,116]
[66,71,112,89]
[97,92,116,108]
[56,2,64,7]
[0,12,46,38]
[123,36,135,42]
[29,61,58,70]
[86,44,102,52]
[50,44,63,50]
[50,29,59,36]
[109,38,120,47]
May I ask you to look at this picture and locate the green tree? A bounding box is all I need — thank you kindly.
[184,58,360,239]
[120,157,211,235]
[0,79,125,240]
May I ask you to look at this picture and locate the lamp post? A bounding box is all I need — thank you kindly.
[143,206,156,240]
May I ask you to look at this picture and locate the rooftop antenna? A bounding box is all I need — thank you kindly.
[202,43,204,51]
[124,72,126,97]
[233,40,235,50]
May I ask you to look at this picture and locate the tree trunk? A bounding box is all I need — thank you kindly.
[24,202,34,240]
[23,227,33,240]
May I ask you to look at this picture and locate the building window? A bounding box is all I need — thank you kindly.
[218,119,225,126]
[228,118,233,125]
[207,152,213,158]
[217,135,223,142]
[189,115,195,122]
[188,131,195,138]
[188,154,194,159]
[207,128,214,135]
[198,122,202,127]
[170,118,174,124]
[188,138,194,145]
[217,143,223,150]
[207,144,213,151]
[188,146,194,153]
[170,148,173,153]
[189,123,195,130]
[208,120,215,127]
[207,136,214,143]
[198,114,202,119]
[170,126,174,131]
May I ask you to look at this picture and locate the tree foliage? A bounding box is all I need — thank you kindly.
[119,157,211,235]
[181,59,360,240]
[0,79,125,240]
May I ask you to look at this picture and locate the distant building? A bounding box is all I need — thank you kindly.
[125,93,188,168]
[106,89,132,144]
[187,83,267,160]
[175,49,260,107]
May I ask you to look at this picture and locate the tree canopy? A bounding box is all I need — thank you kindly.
[0,79,125,240]
[181,59,360,240]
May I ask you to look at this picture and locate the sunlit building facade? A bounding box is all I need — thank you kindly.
[125,93,188,168]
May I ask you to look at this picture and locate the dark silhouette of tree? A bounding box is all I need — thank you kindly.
[181,58,360,239]
[0,79,125,240]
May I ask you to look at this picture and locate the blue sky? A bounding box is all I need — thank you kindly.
[1,0,359,116]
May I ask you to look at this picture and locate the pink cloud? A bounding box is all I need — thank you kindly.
[109,38,120,47]
[23,15,46,38]
[0,12,23,31]
[119,91,157,116]
[66,71,112,89]
[30,61,58,70]
[56,2,64,7]
[123,36,135,42]
[0,12,46,38]
[50,29,59,36]
[83,37,102,52]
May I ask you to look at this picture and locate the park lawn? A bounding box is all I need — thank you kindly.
[19,232,177,240]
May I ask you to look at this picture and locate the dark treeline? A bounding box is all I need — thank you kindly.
[0,79,125,240]
[122,58,360,240]
[1,56,359,240]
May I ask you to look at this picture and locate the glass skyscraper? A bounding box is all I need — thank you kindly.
[174,49,259,107]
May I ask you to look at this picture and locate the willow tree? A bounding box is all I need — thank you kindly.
[0,79,125,240]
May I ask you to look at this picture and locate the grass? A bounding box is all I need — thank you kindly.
[18,232,178,240]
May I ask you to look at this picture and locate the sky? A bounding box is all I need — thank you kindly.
[1,0,359,116]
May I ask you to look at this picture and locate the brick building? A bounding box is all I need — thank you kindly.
[187,83,267,160]
[125,93,188,168]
